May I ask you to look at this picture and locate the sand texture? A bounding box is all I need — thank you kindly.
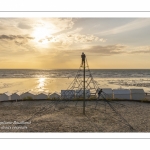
[0,100,150,132]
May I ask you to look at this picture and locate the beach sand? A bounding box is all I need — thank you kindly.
[0,100,150,132]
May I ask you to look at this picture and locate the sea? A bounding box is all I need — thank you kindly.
[0,69,150,93]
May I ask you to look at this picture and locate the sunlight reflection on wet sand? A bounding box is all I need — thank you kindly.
[0,78,150,94]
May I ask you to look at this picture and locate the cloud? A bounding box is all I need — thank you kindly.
[66,28,83,34]
[0,18,106,49]
[0,35,34,40]
[73,34,106,43]
[41,33,106,48]
[18,22,32,29]
[79,45,150,55]
[0,26,4,30]
[43,18,74,31]
[53,44,126,57]
[0,34,34,45]
[131,50,150,53]
[0,34,37,57]
[96,19,150,36]
[0,18,75,36]
[66,28,107,43]
[77,44,126,55]
[128,46,150,54]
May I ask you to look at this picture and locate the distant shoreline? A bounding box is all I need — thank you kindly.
[0,68,150,70]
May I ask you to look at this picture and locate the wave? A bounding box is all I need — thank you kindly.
[0,69,150,78]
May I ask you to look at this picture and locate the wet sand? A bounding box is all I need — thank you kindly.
[1,78,150,94]
[0,100,150,132]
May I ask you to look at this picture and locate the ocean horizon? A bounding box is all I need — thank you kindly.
[0,69,150,78]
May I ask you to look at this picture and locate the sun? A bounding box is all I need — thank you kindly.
[32,27,52,45]
[33,27,49,40]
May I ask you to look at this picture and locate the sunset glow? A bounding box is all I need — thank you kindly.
[0,18,150,69]
[32,27,52,45]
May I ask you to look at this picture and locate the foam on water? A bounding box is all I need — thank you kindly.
[0,69,150,78]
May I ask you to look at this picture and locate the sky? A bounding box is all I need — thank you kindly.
[0,18,150,69]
